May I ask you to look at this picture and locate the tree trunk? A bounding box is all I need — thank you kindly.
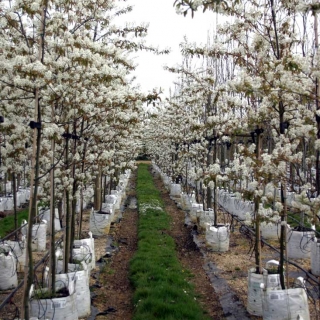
[48,136,55,294]
[12,173,18,241]
[254,130,263,274]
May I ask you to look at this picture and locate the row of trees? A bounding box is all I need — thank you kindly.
[0,0,163,318]
[145,0,320,292]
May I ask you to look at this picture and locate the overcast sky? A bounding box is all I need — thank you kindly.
[115,0,216,97]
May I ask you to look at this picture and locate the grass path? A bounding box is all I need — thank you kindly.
[129,164,211,320]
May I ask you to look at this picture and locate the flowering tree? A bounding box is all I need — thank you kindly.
[168,0,320,284]
[0,0,166,318]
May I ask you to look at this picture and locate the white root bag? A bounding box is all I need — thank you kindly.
[247,260,281,316]
[54,267,90,318]
[110,190,121,210]
[4,197,13,211]
[17,190,27,204]
[260,221,281,240]
[105,194,117,205]
[56,260,85,274]
[260,280,310,320]
[32,221,48,252]
[29,280,78,320]
[170,184,181,198]
[74,232,95,269]
[205,224,230,252]
[39,208,61,232]
[101,202,114,216]
[89,209,111,236]
[311,237,320,276]
[72,245,92,275]
[0,251,18,290]
[199,210,215,229]
[189,203,203,223]
[287,226,314,260]
[4,238,26,272]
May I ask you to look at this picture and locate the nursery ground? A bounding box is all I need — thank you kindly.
[82,164,319,320]
[87,165,225,319]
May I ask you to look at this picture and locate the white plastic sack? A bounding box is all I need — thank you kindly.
[89,209,111,236]
[3,238,26,272]
[287,226,314,260]
[205,224,230,252]
[261,286,310,320]
[39,207,61,232]
[311,237,320,276]
[0,251,18,290]
[110,190,121,210]
[247,261,282,316]
[170,184,181,198]
[56,260,85,274]
[101,202,114,215]
[247,269,264,316]
[55,269,90,318]
[5,182,12,193]
[32,221,47,251]
[72,245,92,274]
[189,203,203,223]
[30,280,78,320]
[74,232,95,269]
[3,197,13,211]
[199,210,215,230]
[261,221,281,240]
[17,190,27,204]
[105,194,117,205]
[227,195,236,215]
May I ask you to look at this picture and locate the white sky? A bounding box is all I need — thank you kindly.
[115,0,216,97]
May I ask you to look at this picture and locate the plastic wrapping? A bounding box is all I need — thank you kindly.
[261,286,310,320]
[189,203,203,223]
[247,260,282,316]
[3,238,26,272]
[73,232,95,269]
[101,202,114,215]
[17,190,27,204]
[198,210,215,230]
[287,226,314,260]
[31,221,48,252]
[110,190,121,210]
[30,279,78,320]
[3,197,13,211]
[105,194,117,205]
[170,184,181,198]
[89,209,111,236]
[39,208,61,232]
[0,251,18,290]
[260,221,281,240]
[55,269,90,318]
[311,237,320,276]
[72,245,92,274]
[205,224,230,252]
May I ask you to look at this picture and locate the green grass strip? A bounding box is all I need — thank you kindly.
[130,164,210,320]
[0,209,28,238]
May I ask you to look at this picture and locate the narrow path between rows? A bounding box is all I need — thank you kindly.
[89,169,138,320]
[89,163,238,319]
